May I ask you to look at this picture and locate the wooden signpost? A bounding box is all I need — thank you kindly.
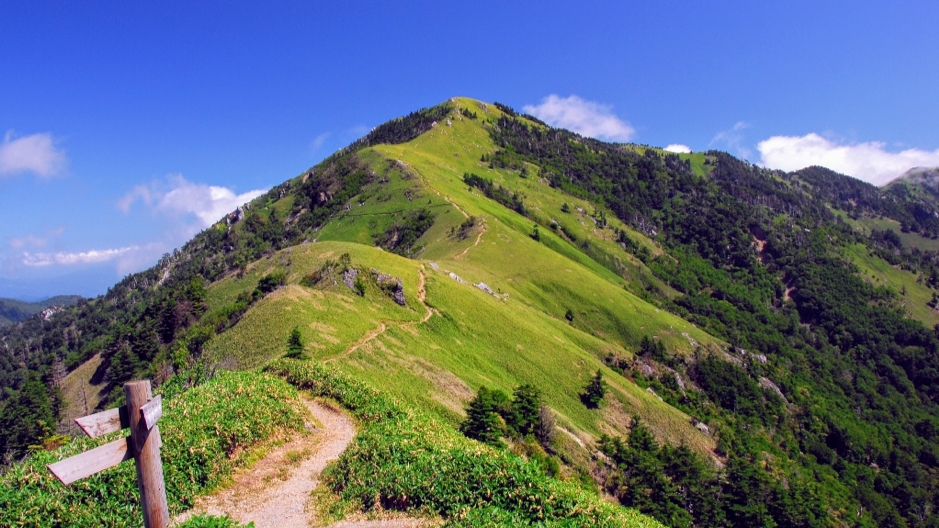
[47,380,170,528]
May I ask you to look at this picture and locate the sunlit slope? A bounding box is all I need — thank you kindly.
[207,241,716,457]
[205,97,722,457]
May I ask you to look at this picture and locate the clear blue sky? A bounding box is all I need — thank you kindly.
[2,1,938,299]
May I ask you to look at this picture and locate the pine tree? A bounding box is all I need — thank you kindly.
[460,387,505,445]
[581,370,606,408]
[286,326,304,359]
[511,384,542,436]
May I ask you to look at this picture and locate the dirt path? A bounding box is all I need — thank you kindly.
[455,223,486,260]
[326,323,388,364]
[174,399,430,528]
[415,267,434,324]
[444,196,469,219]
[327,268,435,364]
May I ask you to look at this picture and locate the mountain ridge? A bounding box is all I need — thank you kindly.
[3,97,939,526]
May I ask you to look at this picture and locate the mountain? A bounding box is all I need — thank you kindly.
[0,295,83,329]
[885,166,939,194]
[4,98,939,526]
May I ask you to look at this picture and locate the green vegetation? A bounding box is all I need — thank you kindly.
[6,96,939,525]
[266,358,663,527]
[0,371,306,526]
[285,326,304,359]
[0,295,82,329]
[580,370,605,409]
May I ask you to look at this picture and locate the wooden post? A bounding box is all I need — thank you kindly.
[125,380,169,528]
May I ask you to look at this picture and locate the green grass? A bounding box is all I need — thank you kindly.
[266,358,665,528]
[843,243,939,326]
[202,99,720,460]
[205,239,716,459]
[0,371,307,527]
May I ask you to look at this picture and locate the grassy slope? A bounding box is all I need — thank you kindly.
[207,98,718,459]
[829,209,939,327]
[843,243,939,326]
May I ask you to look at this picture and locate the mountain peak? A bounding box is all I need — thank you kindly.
[884,166,939,190]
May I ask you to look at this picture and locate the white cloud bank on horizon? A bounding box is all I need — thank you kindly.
[0,131,68,178]
[523,95,635,142]
[20,243,167,275]
[664,144,692,154]
[758,133,939,185]
[118,174,267,228]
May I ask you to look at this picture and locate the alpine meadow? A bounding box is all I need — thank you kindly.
[6,97,939,527]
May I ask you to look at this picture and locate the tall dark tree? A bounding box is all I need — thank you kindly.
[510,384,542,436]
[286,326,304,359]
[460,387,506,445]
[581,370,605,408]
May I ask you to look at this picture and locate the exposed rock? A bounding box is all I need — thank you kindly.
[370,269,407,306]
[40,306,64,321]
[754,353,768,364]
[475,282,494,295]
[695,421,711,435]
[448,272,466,284]
[429,262,440,271]
[646,387,663,401]
[342,269,358,291]
[759,377,789,404]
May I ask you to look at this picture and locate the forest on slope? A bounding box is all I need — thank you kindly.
[3,98,939,526]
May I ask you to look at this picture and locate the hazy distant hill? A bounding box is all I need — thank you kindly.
[0,295,82,329]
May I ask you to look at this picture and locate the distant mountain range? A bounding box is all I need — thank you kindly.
[0,295,83,329]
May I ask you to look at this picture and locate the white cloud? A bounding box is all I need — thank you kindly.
[757,133,939,185]
[22,246,139,267]
[710,121,752,159]
[19,242,166,275]
[310,132,331,153]
[8,228,64,249]
[0,131,68,178]
[664,144,692,154]
[119,174,267,228]
[523,95,635,142]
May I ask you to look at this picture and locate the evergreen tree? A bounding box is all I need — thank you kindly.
[0,372,56,458]
[460,387,505,445]
[286,326,304,359]
[510,384,542,436]
[581,370,605,408]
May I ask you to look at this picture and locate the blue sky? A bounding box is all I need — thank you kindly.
[2,1,938,299]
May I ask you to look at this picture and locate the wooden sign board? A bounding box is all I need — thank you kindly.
[47,437,133,485]
[75,405,129,438]
[47,381,169,528]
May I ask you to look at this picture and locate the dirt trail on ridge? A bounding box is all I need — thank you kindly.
[173,399,427,527]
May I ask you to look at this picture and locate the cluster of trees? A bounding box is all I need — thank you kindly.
[460,384,551,447]
[599,418,826,528]
[462,172,526,215]
[376,208,436,256]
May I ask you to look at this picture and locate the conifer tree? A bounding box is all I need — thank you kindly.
[581,370,606,408]
[286,326,304,359]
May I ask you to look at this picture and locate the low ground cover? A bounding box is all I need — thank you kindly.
[265,358,664,528]
[0,371,306,527]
